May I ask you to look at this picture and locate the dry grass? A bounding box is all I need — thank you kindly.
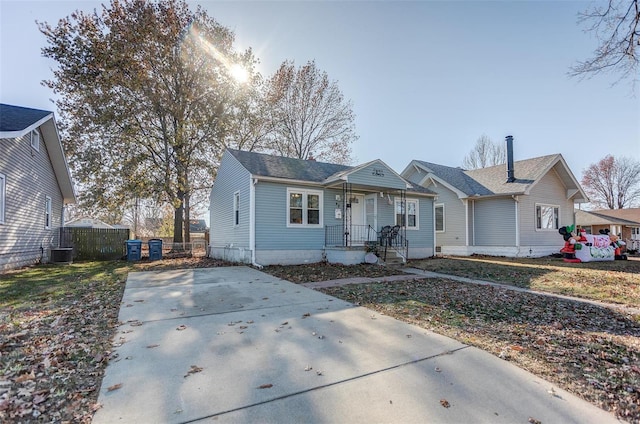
[409,255,640,307]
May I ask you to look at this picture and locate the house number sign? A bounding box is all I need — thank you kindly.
[372,168,385,177]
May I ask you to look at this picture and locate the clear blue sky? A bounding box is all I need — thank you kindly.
[2,0,639,185]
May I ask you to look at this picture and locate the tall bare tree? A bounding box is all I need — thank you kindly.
[39,0,257,243]
[570,0,640,87]
[462,135,505,169]
[581,155,640,209]
[265,60,357,165]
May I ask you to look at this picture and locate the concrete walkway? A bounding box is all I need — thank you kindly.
[93,266,620,424]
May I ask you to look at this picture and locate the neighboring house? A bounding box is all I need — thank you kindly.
[189,219,208,238]
[65,216,115,229]
[576,208,640,251]
[0,104,76,271]
[209,149,436,266]
[401,136,589,257]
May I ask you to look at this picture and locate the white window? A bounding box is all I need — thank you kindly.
[394,198,419,229]
[0,173,5,224]
[233,191,240,226]
[536,204,559,230]
[31,129,40,152]
[45,196,52,229]
[287,188,323,227]
[435,203,444,232]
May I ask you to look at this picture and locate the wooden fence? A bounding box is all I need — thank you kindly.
[60,227,130,261]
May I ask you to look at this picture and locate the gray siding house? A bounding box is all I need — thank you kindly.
[401,137,588,257]
[210,149,436,266]
[0,104,76,271]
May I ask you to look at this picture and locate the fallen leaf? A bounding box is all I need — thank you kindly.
[15,371,35,383]
[528,418,541,424]
[440,399,450,408]
[258,383,273,389]
[184,365,203,378]
[107,383,122,392]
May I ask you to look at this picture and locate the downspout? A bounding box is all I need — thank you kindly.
[463,199,469,248]
[512,195,520,255]
[432,199,436,257]
[250,177,263,269]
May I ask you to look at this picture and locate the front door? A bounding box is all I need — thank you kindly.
[346,194,365,245]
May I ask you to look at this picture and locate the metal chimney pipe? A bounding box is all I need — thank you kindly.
[506,135,515,183]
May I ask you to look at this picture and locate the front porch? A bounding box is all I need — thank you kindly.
[324,224,408,265]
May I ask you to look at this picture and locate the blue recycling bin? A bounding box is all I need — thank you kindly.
[126,240,142,261]
[148,239,163,261]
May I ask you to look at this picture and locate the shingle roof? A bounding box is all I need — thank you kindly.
[465,154,560,194]
[0,103,52,133]
[228,149,435,195]
[413,161,493,196]
[577,208,640,226]
[415,154,561,196]
[229,149,350,181]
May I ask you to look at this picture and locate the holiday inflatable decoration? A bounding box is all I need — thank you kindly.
[558,225,624,262]
[599,229,628,260]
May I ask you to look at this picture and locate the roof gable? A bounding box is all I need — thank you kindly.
[411,160,493,196]
[325,159,408,190]
[0,103,76,204]
[0,104,52,137]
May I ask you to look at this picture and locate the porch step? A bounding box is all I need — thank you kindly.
[383,252,405,266]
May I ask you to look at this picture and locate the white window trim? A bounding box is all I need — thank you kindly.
[435,203,445,233]
[45,196,52,229]
[233,191,240,227]
[31,129,40,152]
[535,203,559,231]
[0,173,5,224]
[394,198,420,230]
[286,187,323,228]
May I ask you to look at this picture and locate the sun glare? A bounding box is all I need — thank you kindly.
[189,27,250,84]
[230,63,249,83]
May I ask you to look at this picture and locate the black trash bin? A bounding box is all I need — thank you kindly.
[126,240,142,261]
[148,239,163,261]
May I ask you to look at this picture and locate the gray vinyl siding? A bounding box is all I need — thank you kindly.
[347,162,407,190]
[408,197,434,248]
[0,131,64,271]
[209,151,251,249]
[519,170,575,246]
[473,197,516,246]
[433,186,466,247]
[254,182,324,250]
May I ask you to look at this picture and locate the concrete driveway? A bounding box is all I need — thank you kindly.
[93,266,618,423]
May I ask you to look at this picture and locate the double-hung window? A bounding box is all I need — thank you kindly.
[0,173,5,224]
[287,188,322,227]
[45,196,52,229]
[435,204,444,232]
[536,204,559,230]
[394,198,419,229]
[31,129,40,152]
[233,192,240,226]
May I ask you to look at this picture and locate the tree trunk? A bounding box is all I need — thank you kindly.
[184,192,191,243]
[173,191,184,244]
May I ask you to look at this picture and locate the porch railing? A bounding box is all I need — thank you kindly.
[325,224,377,247]
[324,224,409,263]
